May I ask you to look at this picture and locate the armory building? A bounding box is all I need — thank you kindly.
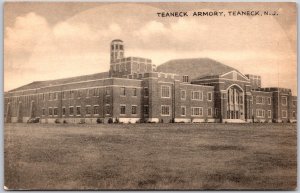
[4,39,297,123]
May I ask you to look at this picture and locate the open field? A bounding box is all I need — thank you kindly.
[4,123,296,190]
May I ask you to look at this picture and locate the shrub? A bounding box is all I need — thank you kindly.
[55,119,60,124]
[96,118,102,124]
[79,119,85,124]
[108,118,113,124]
[169,118,175,123]
[63,120,67,124]
[287,119,291,123]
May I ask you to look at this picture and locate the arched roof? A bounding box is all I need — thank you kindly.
[157,58,241,80]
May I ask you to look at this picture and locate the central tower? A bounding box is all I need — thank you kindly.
[110,39,124,63]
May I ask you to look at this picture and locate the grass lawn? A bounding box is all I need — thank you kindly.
[4,123,296,190]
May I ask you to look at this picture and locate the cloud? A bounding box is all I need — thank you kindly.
[4,6,297,94]
[5,12,51,54]
[4,12,122,91]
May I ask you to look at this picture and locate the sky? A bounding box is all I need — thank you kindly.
[4,2,297,95]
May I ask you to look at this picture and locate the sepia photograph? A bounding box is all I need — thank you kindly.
[4,2,297,190]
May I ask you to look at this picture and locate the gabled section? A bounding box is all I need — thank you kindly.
[220,70,250,82]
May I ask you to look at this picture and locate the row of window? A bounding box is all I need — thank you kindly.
[43,105,102,117]
[161,105,213,117]
[42,105,216,117]
[256,96,272,105]
[256,109,272,118]
[111,44,124,50]
[255,109,296,118]
[181,90,212,101]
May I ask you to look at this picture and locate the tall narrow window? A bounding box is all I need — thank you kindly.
[48,107,53,116]
[76,106,81,116]
[207,92,212,101]
[161,105,170,116]
[69,106,74,116]
[282,110,287,118]
[105,87,111,96]
[267,97,271,105]
[105,105,110,115]
[93,105,100,115]
[161,86,170,98]
[85,106,91,116]
[132,88,137,97]
[181,90,186,100]
[144,88,149,97]
[207,108,212,117]
[144,105,149,115]
[62,107,66,116]
[282,96,287,106]
[70,90,74,99]
[120,87,126,96]
[54,107,58,116]
[181,106,186,116]
[131,106,137,115]
[120,105,126,115]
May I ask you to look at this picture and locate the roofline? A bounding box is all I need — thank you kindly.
[7,77,142,94]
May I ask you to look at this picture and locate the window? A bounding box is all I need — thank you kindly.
[69,106,74,116]
[161,86,170,98]
[191,107,203,116]
[132,88,137,96]
[161,105,170,116]
[207,108,212,117]
[62,92,66,99]
[144,105,149,115]
[144,87,149,97]
[70,90,74,99]
[54,107,58,116]
[131,106,137,115]
[282,96,287,106]
[42,108,45,116]
[105,105,110,115]
[105,87,111,96]
[282,110,287,118]
[85,105,91,116]
[222,93,227,99]
[84,89,89,98]
[120,87,126,96]
[183,75,189,83]
[292,111,296,118]
[181,90,186,100]
[77,90,82,98]
[256,109,265,117]
[293,101,297,106]
[268,110,271,118]
[53,93,58,100]
[76,106,81,116]
[62,107,66,116]
[215,108,219,117]
[48,93,52,101]
[256,96,263,104]
[48,107,53,116]
[93,105,100,115]
[93,88,100,96]
[120,105,126,115]
[192,91,203,100]
[207,92,212,101]
[42,93,45,101]
[181,106,186,116]
[267,97,271,105]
